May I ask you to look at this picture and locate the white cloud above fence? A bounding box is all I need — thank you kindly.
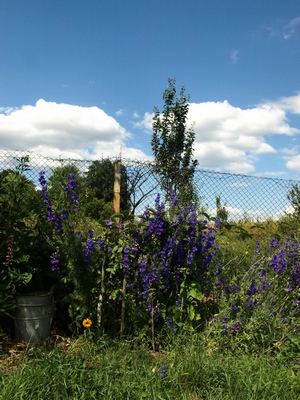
[1,94,300,175]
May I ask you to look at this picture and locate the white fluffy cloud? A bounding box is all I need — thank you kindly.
[286,155,300,171]
[0,99,147,160]
[137,95,300,174]
[1,94,300,174]
[189,100,297,173]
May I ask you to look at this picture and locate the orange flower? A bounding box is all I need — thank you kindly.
[82,318,92,329]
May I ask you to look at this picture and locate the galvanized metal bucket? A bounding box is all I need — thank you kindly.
[14,292,55,343]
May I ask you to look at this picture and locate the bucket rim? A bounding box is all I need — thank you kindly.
[16,291,53,298]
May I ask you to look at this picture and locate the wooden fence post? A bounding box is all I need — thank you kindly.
[113,159,121,214]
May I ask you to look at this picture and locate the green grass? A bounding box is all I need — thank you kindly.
[1,334,300,400]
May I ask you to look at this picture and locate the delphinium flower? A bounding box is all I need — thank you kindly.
[166,318,178,331]
[64,172,77,194]
[144,194,165,239]
[223,284,241,295]
[82,237,97,266]
[232,321,240,332]
[286,237,299,259]
[105,219,113,230]
[270,249,287,274]
[50,252,60,271]
[39,171,54,221]
[255,241,261,255]
[215,260,223,285]
[97,238,106,250]
[221,316,229,333]
[246,279,258,296]
[39,171,78,234]
[63,172,79,211]
[259,280,268,292]
[269,237,280,250]
[170,191,178,208]
[286,282,293,292]
[122,244,138,279]
[230,302,237,314]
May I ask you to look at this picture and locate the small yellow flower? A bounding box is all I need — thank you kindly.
[82,318,92,329]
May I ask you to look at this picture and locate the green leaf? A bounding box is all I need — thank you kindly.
[216,231,229,242]
[251,224,265,230]
[188,304,201,321]
[110,212,124,219]
[125,223,138,229]
[188,281,202,301]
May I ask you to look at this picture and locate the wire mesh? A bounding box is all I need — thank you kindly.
[0,149,299,221]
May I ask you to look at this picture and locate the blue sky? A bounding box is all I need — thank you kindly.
[0,0,300,180]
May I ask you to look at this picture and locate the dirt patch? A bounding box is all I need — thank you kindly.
[0,333,72,375]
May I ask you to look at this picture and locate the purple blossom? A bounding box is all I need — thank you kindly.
[170,191,178,208]
[106,219,113,229]
[270,250,287,274]
[50,252,60,271]
[72,192,78,205]
[233,322,240,332]
[64,173,77,194]
[246,279,258,296]
[286,283,293,292]
[86,239,96,252]
[61,208,68,220]
[98,238,105,249]
[230,302,237,314]
[259,281,268,292]
[248,297,253,308]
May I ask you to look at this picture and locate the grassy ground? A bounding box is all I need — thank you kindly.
[1,333,300,400]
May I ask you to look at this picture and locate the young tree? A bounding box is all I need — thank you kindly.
[151,77,199,204]
[287,184,300,217]
[216,195,229,223]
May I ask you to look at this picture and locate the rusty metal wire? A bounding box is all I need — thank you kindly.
[0,149,298,221]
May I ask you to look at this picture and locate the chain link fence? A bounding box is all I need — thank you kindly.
[0,149,299,221]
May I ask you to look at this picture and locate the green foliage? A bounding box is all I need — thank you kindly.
[0,163,53,299]
[151,77,199,205]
